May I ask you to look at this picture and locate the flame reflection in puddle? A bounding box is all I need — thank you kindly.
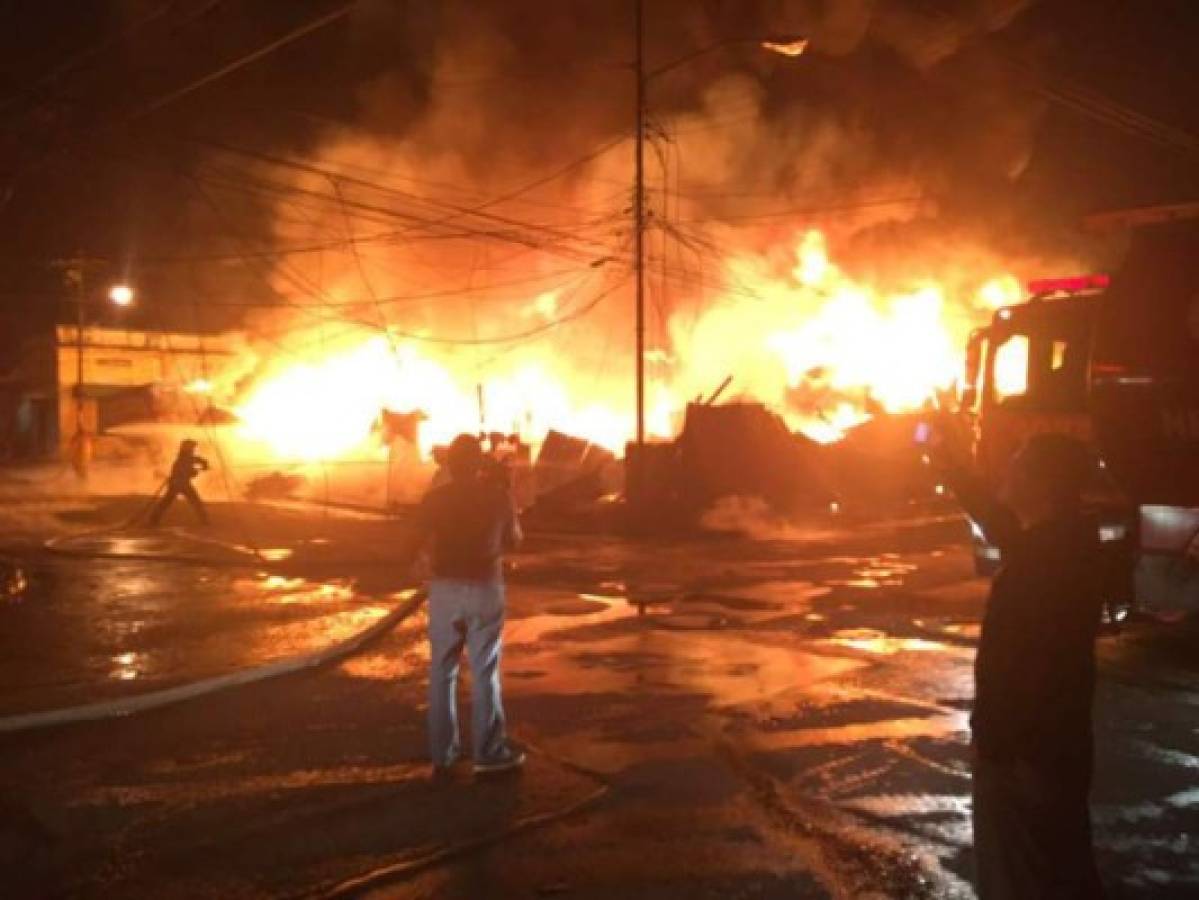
[828,628,945,655]
[828,555,919,590]
[2,561,28,603]
[110,650,148,681]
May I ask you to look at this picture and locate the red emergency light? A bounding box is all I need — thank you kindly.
[1027,273,1110,296]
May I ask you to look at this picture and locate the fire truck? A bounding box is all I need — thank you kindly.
[958,205,1199,615]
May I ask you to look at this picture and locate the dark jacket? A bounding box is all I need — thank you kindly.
[169,452,208,487]
[951,470,1103,764]
[417,475,521,584]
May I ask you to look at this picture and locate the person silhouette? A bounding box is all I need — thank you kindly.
[932,425,1105,899]
[148,439,210,526]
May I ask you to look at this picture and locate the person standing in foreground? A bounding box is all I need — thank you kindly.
[149,439,210,526]
[410,433,524,775]
[933,426,1105,899]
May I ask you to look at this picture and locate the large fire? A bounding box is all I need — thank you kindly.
[223,229,1019,465]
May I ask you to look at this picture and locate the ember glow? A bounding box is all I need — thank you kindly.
[228,230,1016,462]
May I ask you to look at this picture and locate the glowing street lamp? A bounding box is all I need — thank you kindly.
[108,284,135,307]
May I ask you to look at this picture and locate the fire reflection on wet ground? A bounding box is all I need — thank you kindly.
[826,628,948,655]
[0,554,398,716]
[1,557,28,602]
[1,522,1197,898]
[457,539,1199,896]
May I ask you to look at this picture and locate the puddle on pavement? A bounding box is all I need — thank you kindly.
[677,591,782,612]
[920,620,981,641]
[246,605,392,660]
[827,628,946,655]
[50,531,268,566]
[506,589,636,644]
[249,573,355,606]
[729,581,832,607]
[752,713,966,753]
[655,612,736,631]
[543,596,613,616]
[0,552,393,713]
[827,555,920,590]
[340,610,430,680]
[842,793,971,820]
[1130,740,1199,771]
[254,547,295,562]
[504,581,867,708]
[110,651,148,681]
[1,559,28,603]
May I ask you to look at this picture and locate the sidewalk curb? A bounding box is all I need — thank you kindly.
[0,590,426,735]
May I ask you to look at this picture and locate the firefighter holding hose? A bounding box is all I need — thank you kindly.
[149,439,211,526]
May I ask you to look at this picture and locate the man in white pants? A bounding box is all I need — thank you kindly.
[411,433,524,775]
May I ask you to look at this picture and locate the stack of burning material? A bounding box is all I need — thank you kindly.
[818,410,943,511]
[671,401,834,518]
[530,430,618,512]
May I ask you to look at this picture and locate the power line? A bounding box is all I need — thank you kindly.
[191,155,627,254]
[97,139,623,263]
[0,0,188,116]
[126,3,356,123]
[173,133,621,257]
[185,168,631,347]
[675,194,924,224]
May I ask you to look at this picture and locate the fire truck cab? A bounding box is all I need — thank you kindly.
[959,212,1199,616]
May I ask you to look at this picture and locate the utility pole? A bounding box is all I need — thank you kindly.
[51,256,96,476]
[74,262,86,436]
[52,256,133,478]
[631,0,647,504]
[626,14,804,509]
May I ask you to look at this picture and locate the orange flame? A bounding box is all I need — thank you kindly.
[227,229,1015,462]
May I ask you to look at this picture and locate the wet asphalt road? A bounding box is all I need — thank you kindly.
[2,513,1198,898]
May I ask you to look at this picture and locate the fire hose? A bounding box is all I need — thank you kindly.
[40,477,276,565]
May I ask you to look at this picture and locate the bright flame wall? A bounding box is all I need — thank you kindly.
[222,229,1018,464]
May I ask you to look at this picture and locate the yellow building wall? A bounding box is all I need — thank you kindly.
[53,326,240,459]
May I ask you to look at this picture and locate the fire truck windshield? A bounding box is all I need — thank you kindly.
[986,315,1091,412]
[993,334,1030,401]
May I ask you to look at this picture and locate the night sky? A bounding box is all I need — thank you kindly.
[1,0,1197,358]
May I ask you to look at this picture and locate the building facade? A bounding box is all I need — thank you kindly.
[1,325,240,461]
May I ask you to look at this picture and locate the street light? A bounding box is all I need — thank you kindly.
[628,0,806,506]
[108,283,135,307]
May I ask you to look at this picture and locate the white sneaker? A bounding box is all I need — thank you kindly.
[473,749,527,775]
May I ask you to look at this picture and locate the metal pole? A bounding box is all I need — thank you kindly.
[75,263,85,438]
[632,0,646,504]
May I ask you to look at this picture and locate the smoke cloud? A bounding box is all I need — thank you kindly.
[192,0,1097,453]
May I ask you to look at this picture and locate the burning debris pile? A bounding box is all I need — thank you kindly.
[181,227,1020,512]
